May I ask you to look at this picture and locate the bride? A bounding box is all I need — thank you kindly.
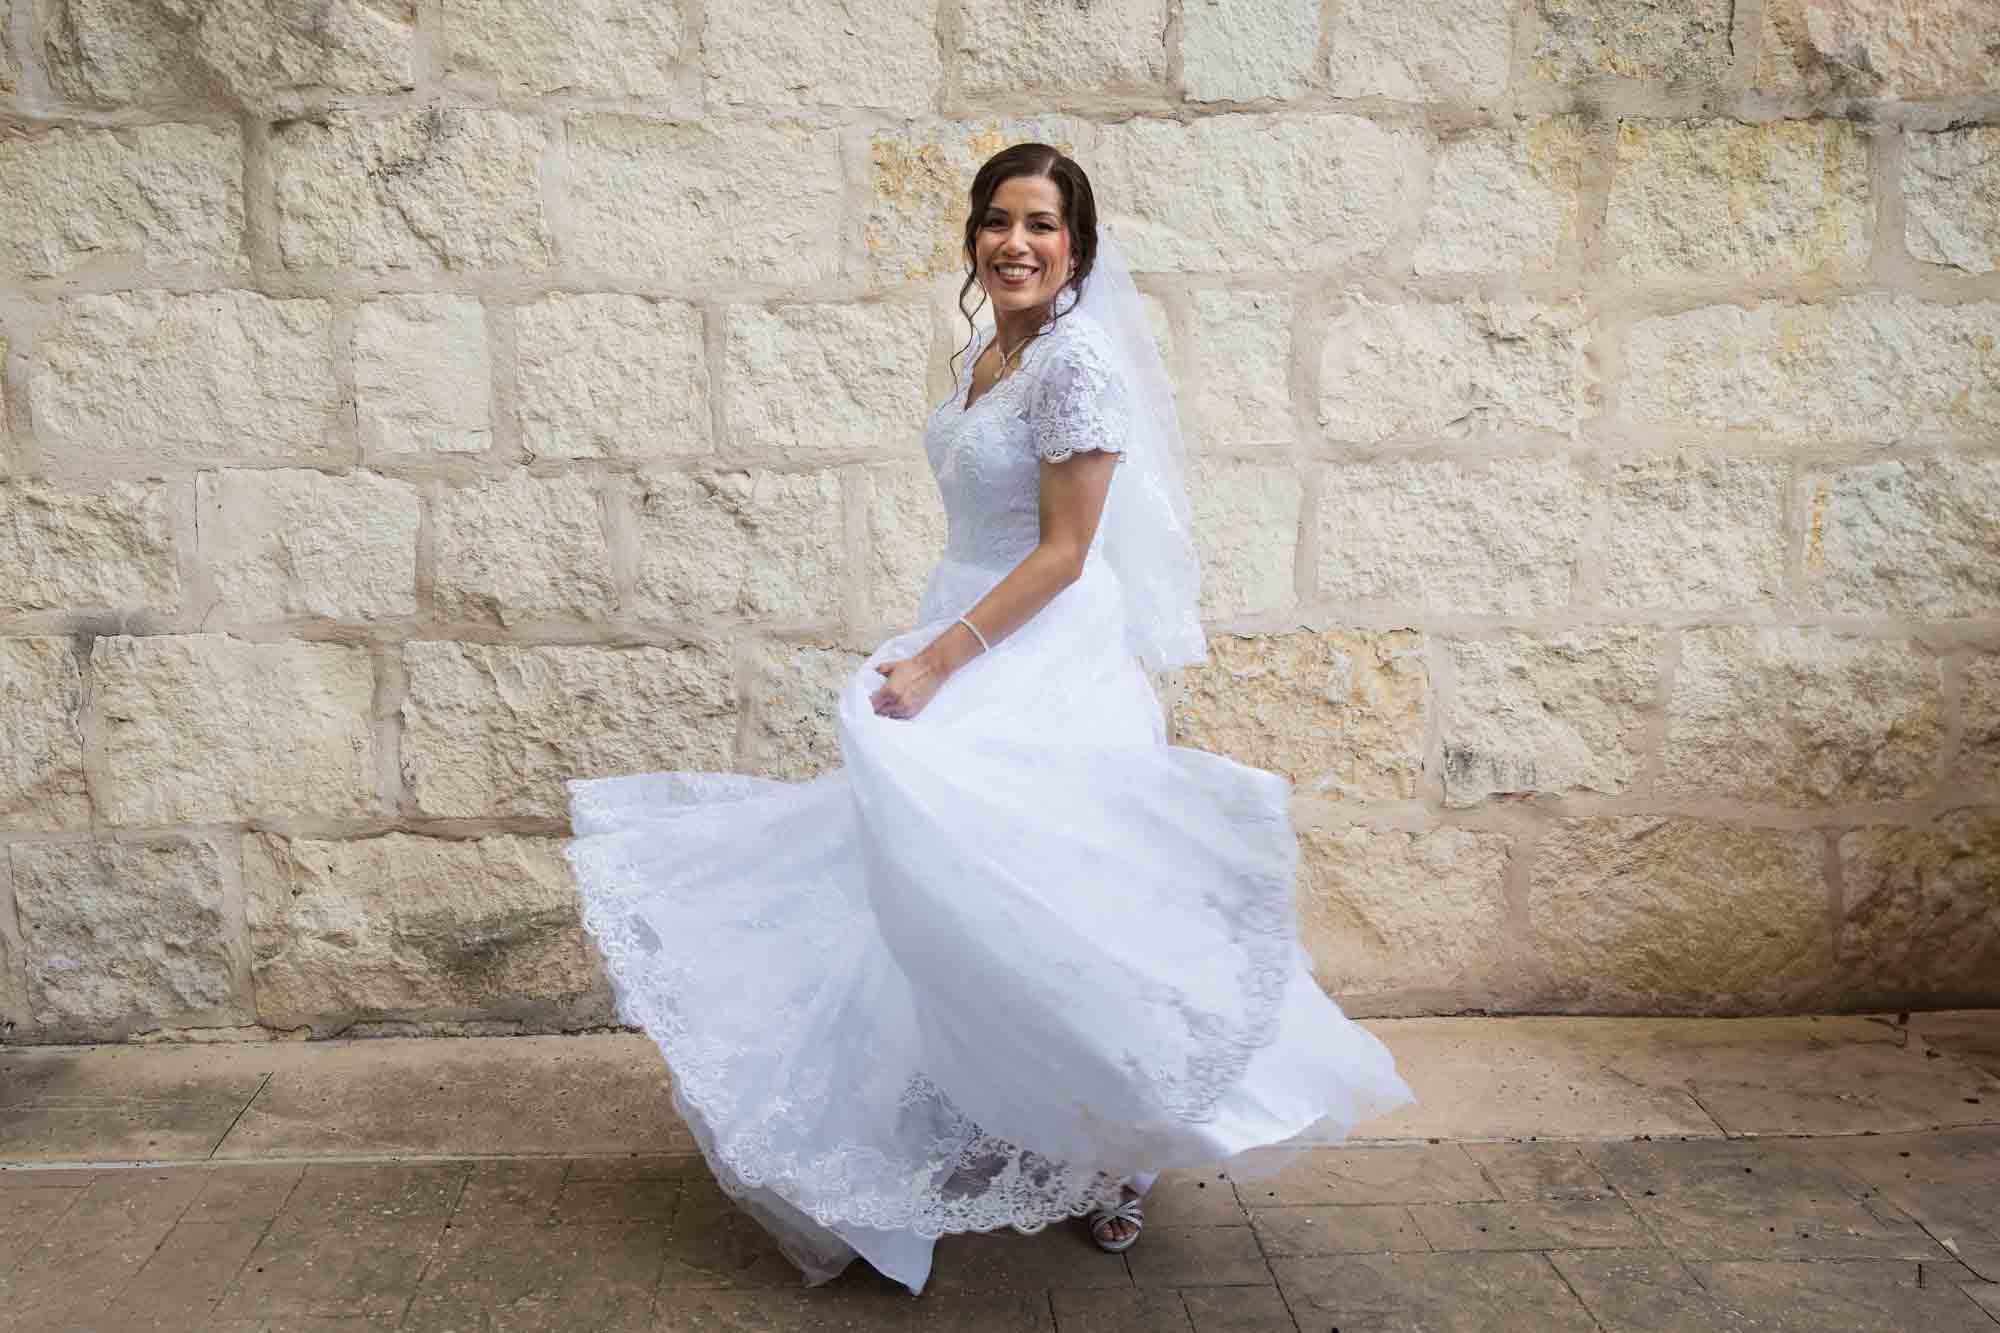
[564,143,1412,1295]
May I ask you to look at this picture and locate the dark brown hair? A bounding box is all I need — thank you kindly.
[953,143,1099,378]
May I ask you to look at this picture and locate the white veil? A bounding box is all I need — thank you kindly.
[1072,233,1206,670]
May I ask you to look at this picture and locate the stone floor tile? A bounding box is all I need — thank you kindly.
[1050,1287,1195,1332]
[1125,1225,1270,1288]
[1966,1282,2000,1318]
[208,1319,400,1331]
[184,1163,305,1223]
[1810,1126,2000,1249]
[1179,1285,1299,1332]
[1464,1141,1615,1199]
[100,1217,271,1330]
[0,1046,267,1163]
[1691,1258,2000,1332]
[565,1152,707,1181]
[1,1169,207,1332]
[1238,1144,1494,1208]
[399,1220,667,1332]
[1247,1204,1428,1258]
[0,1102,244,1163]
[1408,1197,1652,1251]
[1141,1170,1248,1226]
[658,1176,812,1289]
[925,1223,1131,1294]
[550,1172,682,1223]
[1953,1245,2000,1281]
[649,1289,815,1331]
[1911,1010,2000,1080]
[909,1290,1054,1330]
[1272,1251,1598,1331]
[449,1157,570,1224]
[0,1165,96,1186]
[0,1179,83,1269]
[1547,1248,1754,1333]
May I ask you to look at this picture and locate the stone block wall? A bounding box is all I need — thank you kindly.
[1,0,1996,1041]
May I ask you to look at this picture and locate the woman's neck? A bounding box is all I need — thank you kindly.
[992,302,1052,356]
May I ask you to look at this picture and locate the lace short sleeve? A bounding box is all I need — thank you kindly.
[1029,318,1129,464]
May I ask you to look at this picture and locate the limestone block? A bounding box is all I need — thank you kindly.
[1328,0,1512,101]
[724,303,931,456]
[706,0,935,110]
[1173,629,1427,800]
[199,469,419,621]
[1621,296,2000,441]
[515,294,708,461]
[1602,456,1786,610]
[1091,115,1422,273]
[0,124,241,280]
[746,643,864,781]
[1659,628,1940,806]
[1608,119,1869,281]
[0,857,22,1028]
[441,0,684,97]
[1905,127,2000,275]
[866,462,947,627]
[244,831,602,1032]
[353,294,491,457]
[1526,817,1830,1011]
[1956,655,2000,792]
[93,634,378,825]
[632,470,843,624]
[0,480,179,614]
[1186,457,1300,620]
[401,640,737,818]
[956,0,1166,96]
[1839,812,2000,1005]
[1803,456,2000,618]
[1186,291,1294,451]
[433,470,613,627]
[1441,630,1659,808]
[1531,0,1734,82]
[33,291,337,466]
[272,107,549,273]
[12,838,246,1032]
[864,118,1088,283]
[1183,0,1319,102]
[567,117,842,285]
[0,10,14,95]
[1760,0,2000,99]
[1415,120,1586,275]
[1318,297,1592,443]
[0,638,87,831]
[1317,459,1589,613]
[1297,826,1511,993]
[43,0,415,109]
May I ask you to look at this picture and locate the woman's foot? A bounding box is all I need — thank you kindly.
[1087,1186,1144,1252]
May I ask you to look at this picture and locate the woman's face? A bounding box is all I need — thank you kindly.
[973,174,1073,319]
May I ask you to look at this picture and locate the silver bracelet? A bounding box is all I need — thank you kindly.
[956,615,990,654]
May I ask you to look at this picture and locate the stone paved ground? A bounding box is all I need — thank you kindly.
[2,1012,1997,1331]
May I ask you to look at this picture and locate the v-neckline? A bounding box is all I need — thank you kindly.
[958,326,1036,416]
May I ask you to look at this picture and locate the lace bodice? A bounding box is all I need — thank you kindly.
[925,312,1128,572]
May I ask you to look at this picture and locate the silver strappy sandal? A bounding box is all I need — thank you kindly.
[1086,1192,1144,1253]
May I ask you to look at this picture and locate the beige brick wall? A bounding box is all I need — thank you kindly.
[1,0,1995,1041]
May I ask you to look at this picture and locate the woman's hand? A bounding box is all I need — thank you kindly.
[869,654,948,720]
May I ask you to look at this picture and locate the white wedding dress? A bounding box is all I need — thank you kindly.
[565,309,1413,1295]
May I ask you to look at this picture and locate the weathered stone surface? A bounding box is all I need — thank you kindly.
[1318,297,1592,442]
[1297,826,1511,993]
[272,108,548,273]
[1091,115,1423,273]
[567,118,841,285]
[33,292,337,466]
[1186,457,1300,620]
[746,643,863,781]
[1803,456,2000,617]
[1183,0,1319,102]
[1905,127,2000,275]
[93,634,378,825]
[1659,628,1941,806]
[1526,817,1830,1010]
[1839,811,2000,1004]
[1441,630,1660,808]
[724,303,931,456]
[1603,455,1787,610]
[1609,119,1869,281]
[244,832,602,1032]
[1622,297,2000,441]
[400,641,737,818]
[0,480,179,614]
[1328,0,1511,100]
[1958,655,2000,791]
[955,0,1166,96]
[0,10,14,96]
[1760,0,2000,99]
[706,0,935,109]
[1317,459,1589,613]
[864,118,1087,283]
[1532,0,1734,82]
[43,0,415,108]
[441,0,684,97]
[1186,291,1294,450]
[865,462,946,627]
[433,471,613,627]
[11,838,245,1031]
[1416,120,1585,275]
[199,469,419,621]
[632,470,843,624]
[1173,630,1426,800]
[0,124,241,280]
[0,638,87,831]
[515,295,708,461]
[353,295,491,457]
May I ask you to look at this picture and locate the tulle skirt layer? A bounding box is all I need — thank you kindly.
[565,557,1412,1294]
